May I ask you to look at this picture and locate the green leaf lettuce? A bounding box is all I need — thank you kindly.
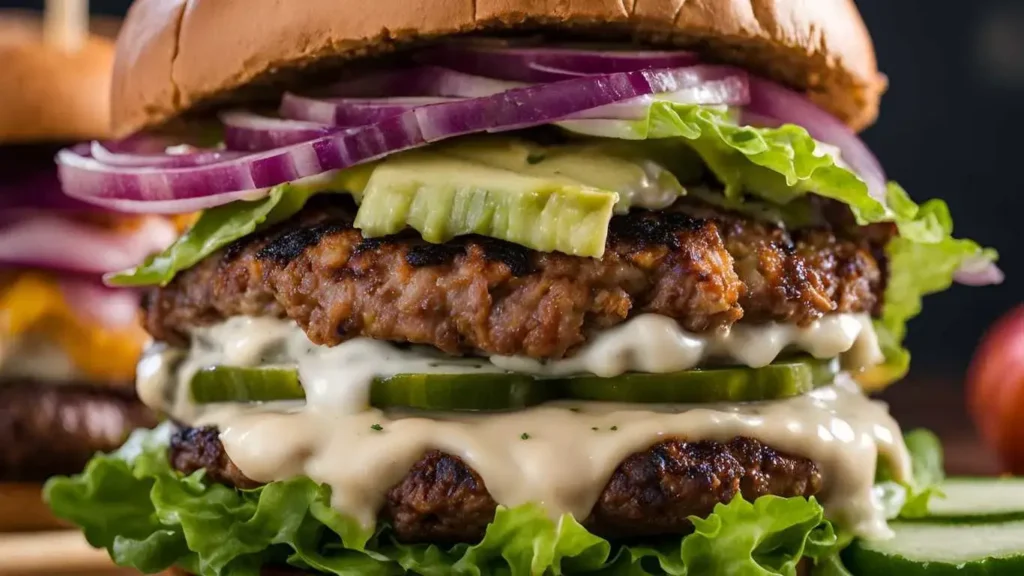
[45,424,842,576]
[107,104,997,385]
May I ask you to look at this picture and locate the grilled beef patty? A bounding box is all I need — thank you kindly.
[171,426,822,544]
[0,381,157,482]
[144,195,888,359]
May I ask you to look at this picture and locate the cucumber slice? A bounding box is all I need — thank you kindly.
[560,358,838,403]
[843,520,1024,576]
[924,478,1024,522]
[190,366,305,403]
[371,373,552,412]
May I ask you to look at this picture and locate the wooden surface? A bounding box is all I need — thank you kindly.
[0,530,151,575]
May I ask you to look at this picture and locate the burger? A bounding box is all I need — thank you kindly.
[0,10,180,533]
[44,0,1010,574]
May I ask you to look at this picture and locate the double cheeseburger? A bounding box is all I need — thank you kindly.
[46,0,1008,574]
[0,10,173,532]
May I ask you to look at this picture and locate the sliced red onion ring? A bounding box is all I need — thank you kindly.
[58,112,427,213]
[745,76,888,204]
[58,278,143,328]
[221,111,337,152]
[0,214,178,274]
[324,66,524,99]
[62,66,746,213]
[421,44,700,83]
[954,255,1005,286]
[573,74,749,120]
[90,141,244,168]
[279,96,459,127]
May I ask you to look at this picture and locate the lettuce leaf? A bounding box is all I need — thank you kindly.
[106,168,373,287]
[875,428,946,519]
[106,105,996,385]
[45,423,842,576]
[564,105,995,383]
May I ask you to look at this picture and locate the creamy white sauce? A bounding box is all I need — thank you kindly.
[492,313,882,377]
[198,377,908,540]
[139,313,882,418]
[0,332,81,383]
[137,313,904,540]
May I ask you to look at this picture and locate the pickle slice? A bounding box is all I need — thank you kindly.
[188,358,837,408]
[370,373,552,412]
[560,357,839,404]
[190,366,305,404]
[189,367,552,411]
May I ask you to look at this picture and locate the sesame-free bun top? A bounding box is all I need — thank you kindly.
[0,10,118,144]
[112,0,885,138]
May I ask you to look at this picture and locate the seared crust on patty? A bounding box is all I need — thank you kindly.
[0,381,156,481]
[144,196,887,359]
[170,426,822,543]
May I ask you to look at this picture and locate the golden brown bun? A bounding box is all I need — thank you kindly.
[111,0,884,138]
[0,483,69,532]
[0,10,118,144]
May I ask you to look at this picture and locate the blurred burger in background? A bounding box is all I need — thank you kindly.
[0,9,174,532]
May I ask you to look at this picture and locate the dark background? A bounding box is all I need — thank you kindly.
[4,0,1021,467]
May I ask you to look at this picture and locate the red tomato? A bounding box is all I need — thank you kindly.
[967,304,1024,474]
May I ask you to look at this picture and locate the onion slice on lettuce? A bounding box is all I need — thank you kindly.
[43,422,842,576]
[57,66,748,213]
[58,278,144,329]
[0,212,177,275]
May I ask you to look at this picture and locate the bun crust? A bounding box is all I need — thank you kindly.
[112,0,884,137]
[0,11,116,143]
[0,483,68,532]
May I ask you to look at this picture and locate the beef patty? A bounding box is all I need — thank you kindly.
[171,426,822,544]
[0,381,157,482]
[144,196,888,359]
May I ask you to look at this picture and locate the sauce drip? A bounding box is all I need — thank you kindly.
[137,314,906,541]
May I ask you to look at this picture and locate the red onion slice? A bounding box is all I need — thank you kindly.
[954,255,1005,286]
[58,278,143,329]
[90,141,245,168]
[324,66,524,98]
[61,66,747,213]
[421,43,700,83]
[221,111,338,151]
[0,214,178,274]
[745,76,888,204]
[58,112,427,213]
[279,96,459,127]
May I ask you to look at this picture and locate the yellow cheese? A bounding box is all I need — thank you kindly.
[0,272,146,383]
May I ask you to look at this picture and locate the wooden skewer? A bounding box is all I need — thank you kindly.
[43,0,89,52]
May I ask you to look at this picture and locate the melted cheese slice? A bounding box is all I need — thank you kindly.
[0,272,147,383]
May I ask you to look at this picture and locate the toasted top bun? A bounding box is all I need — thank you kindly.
[0,10,118,144]
[111,0,885,138]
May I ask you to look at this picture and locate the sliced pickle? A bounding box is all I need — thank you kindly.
[188,358,837,408]
[189,367,552,411]
[559,357,839,404]
[370,373,552,412]
[190,366,305,404]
